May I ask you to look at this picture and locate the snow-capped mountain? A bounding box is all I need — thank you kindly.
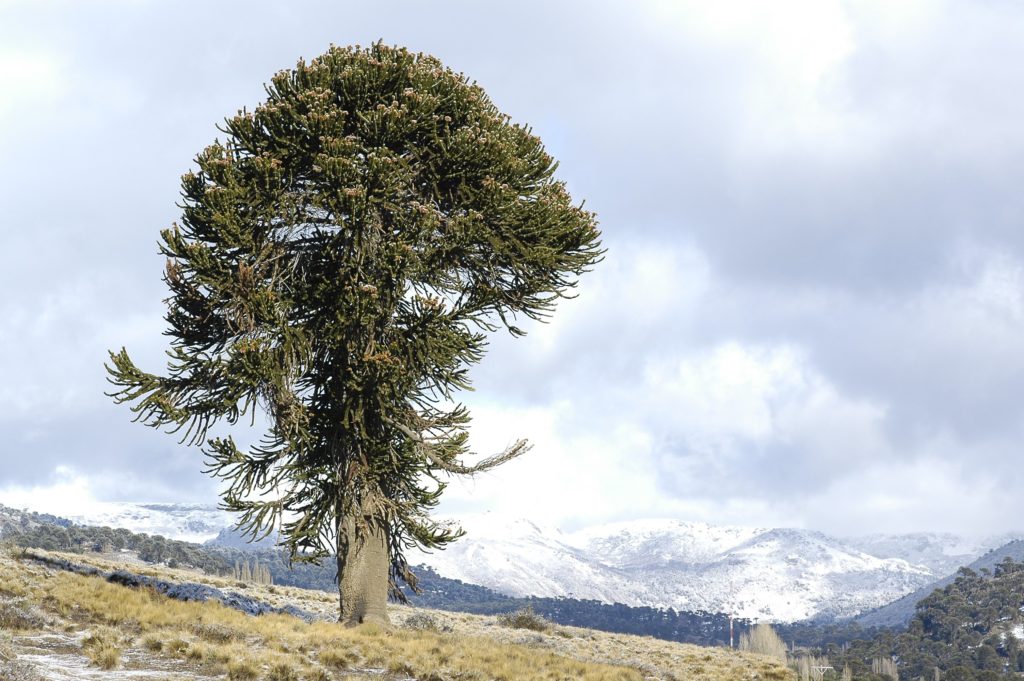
[408,515,965,622]
[571,518,765,567]
[844,532,998,577]
[62,502,233,544]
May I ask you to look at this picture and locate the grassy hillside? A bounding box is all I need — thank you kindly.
[0,548,792,681]
[0,508,750,647]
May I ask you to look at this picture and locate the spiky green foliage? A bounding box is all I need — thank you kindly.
[106,43,602,600]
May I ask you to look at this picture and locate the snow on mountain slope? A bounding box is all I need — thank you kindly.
[845,532,997,577]
[411,515,939,622]
[690,528,932,621]
[63,502,233,544]
[568,519,765,567]
[46,502,994,623]
[411,516,638,604]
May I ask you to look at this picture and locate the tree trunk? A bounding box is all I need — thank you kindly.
[336,513,390,626]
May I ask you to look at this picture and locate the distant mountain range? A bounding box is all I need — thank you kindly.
[7,500,1019,624]
[406,516,944,622]
[845,532,1007,577]
[67,502,235,544]
[0,500,233,545]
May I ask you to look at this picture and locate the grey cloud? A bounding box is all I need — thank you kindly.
[2,1,1024,534]
[0,405,216,503]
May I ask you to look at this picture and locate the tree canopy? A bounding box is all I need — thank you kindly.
[106,42,602,623]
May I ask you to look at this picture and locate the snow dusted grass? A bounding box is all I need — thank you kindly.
[81,626,125,669]
[0,549,794,681]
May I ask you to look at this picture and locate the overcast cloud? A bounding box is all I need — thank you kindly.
[2,0,1023,537]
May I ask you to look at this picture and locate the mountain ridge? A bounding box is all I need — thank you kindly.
[5,500,1014,624]
[405,514,982,622]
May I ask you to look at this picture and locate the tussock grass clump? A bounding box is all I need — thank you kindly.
[497,606,550,632]
[165,637,190,654]
[266,660,298,681]
[81,627,122,670]
[184,641,210,662]
[301,665,329,681]
[404,611,442,632]
[86,644,120,670]
[193,621,237,643]
[226,658,260,681]
[739,623,788,662]
[140,633,163,651]
[81,625,121,648]
[0,597,48,631]
[319,648,358,668]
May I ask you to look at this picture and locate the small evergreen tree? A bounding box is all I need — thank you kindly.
[106,42,602,625]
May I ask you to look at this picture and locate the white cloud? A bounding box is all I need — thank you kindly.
[0,466,104,518]
[639,0,870,156]
[446,329,894,532]
[439,401,664,528]
[437,230,1024,537]
[0,51,65,120]
[2,0,1024,541]
[644,342,804,443]
[799,452,1010,537]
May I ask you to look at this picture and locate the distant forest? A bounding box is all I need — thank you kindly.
[820,559,1024,680]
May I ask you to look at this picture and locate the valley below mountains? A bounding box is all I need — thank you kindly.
[6,502,1016,624]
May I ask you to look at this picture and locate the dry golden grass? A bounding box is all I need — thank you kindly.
[740,623,788,662]
[81,626,122,670]
[0,549,795,681]
[85,643,121,670]
[226,657,260,680]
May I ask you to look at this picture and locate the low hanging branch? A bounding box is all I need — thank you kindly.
[387,418,531,475]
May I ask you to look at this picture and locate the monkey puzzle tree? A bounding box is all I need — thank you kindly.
[106,43,601,625]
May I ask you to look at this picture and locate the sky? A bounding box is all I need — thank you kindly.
[2,0,1024,538]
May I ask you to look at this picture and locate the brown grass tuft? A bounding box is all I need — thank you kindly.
[266,660,298,681]
[226,658,260,681]
[319,647,358,668]
[302,665,330,681]
[81,626,123,670]
[193,621,237,643]
[88,644,120,670]
[140,633,163,651]
[497,606,550,632]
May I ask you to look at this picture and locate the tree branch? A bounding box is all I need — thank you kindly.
[388,418,530,475]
